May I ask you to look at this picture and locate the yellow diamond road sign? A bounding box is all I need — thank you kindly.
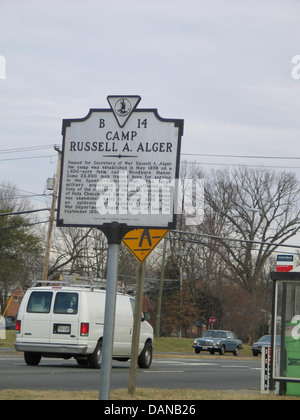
[122,229,169,263]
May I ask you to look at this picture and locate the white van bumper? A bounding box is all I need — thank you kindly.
[15,342,88,355]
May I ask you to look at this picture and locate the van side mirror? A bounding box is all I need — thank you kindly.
[142,312,151,322]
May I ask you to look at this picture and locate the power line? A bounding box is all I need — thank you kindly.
[1,145,299,161]
[0,154,56,162]
[181,153,300,160]
[0,208,51,217]
[0,145,58,154]
[0,184,52,204]
[0,184,53,198]
[181,160,300,170]
[0,219,50,230]
[171,229,300,250]
[2,155,299,169]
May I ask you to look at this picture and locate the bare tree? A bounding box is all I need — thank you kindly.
[163,166,300,339]
[0,183,42,311]
[48,227,107,278]
[204,167,300,292]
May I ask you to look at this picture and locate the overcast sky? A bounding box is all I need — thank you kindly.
[0,0,300,204]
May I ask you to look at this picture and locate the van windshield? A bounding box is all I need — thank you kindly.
[54,292,78,314]
[27,292,53,313]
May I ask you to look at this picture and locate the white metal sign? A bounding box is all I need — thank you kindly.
[57,96,183,229]
[261,346,279,395]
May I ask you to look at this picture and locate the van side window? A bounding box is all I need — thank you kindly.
[27,292,53,313]
[54,292,78,314]
[129,298,135,315]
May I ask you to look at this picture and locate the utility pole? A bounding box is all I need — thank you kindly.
[128,261,146,395]
[155,235,168,337]
[42,147,62,282]
[178,232,183,339]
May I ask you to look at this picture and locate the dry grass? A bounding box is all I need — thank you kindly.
[0,388,299,400]
[0,330,15,348]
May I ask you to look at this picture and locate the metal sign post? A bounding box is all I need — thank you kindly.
[98,223,129,400]
[99,241,119,400]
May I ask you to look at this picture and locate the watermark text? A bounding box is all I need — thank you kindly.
[95,172,204,226]
[291,55,300,80]
[0,55,6,80]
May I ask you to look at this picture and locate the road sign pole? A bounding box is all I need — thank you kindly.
[98,241,119,400]
[128,261,146,395]
[99,222,128,401]
[155,235,168,337]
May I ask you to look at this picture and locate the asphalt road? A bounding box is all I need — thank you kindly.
[0,352,261,392]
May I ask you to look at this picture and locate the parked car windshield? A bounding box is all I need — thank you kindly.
[258,335,271,343]
[203,331,227,339]
[257,335,281,345]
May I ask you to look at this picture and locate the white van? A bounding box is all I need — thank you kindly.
[15,285,153,369]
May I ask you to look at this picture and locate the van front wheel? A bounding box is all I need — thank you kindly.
[24,352,42,366]
[89,340,102,369]
[138,342,153,369]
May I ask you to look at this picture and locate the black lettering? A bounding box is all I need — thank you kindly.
[166,142,172,152]
[113,132,120,141]
[131,131,137,140]
[99,119,105,128]
[137,119,147,128]
[137,142,144,152]
[106,130,137,141]
[122,143,132,152]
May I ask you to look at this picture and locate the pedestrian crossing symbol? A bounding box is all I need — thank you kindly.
[122,229,169,263]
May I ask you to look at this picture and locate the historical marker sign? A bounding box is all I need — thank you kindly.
[57,96,184,230]
[122,228,168,263]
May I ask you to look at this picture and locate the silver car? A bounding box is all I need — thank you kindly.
[252,335,280,356]
[193,330,243,356]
